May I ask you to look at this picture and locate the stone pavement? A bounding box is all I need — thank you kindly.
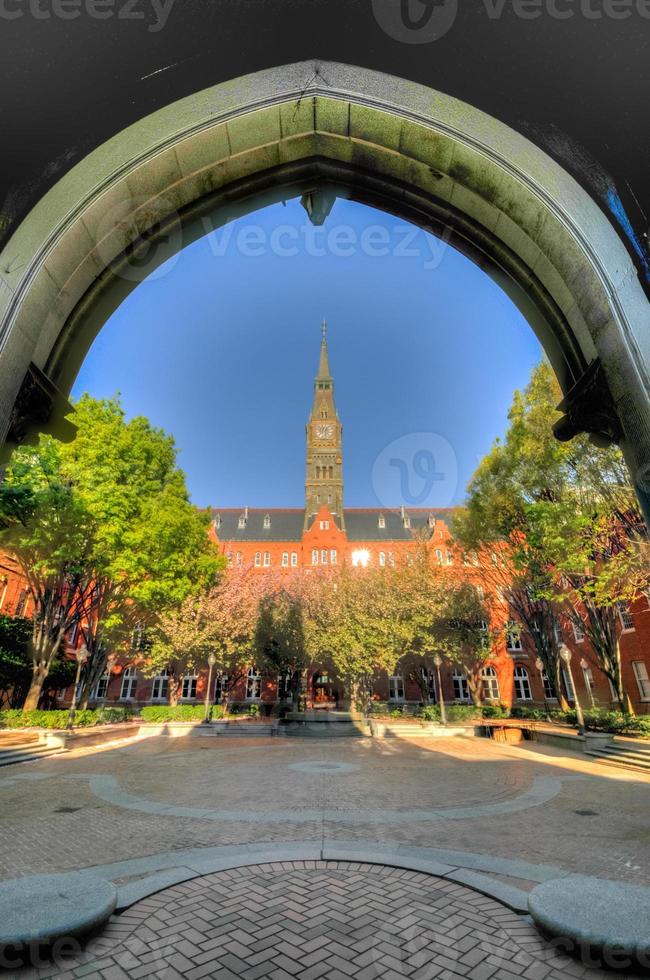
[4,862,630,980]
[1,734,649,978]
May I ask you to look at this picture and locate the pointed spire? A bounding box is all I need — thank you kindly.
[317,319,331,379]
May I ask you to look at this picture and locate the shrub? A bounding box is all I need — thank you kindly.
[510,706,547,721]
[246,703,260,718]
[581,708,650,738]
[139,704,222,723]
[418,705,441,722]
[0,708,133,729]
[388,706,404,718]
[445,704,483,723]
[369,701,389,716]
[481,704,509,719]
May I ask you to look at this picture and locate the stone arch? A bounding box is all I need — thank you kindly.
[1,61,649,515]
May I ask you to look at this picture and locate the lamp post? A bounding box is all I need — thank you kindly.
[433,653,446,725]
[580,657,596,708]
[559,643,585,732]
[204,652,217,723]
[67,644,88,730]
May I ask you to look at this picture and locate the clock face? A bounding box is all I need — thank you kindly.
[316,423,334,440]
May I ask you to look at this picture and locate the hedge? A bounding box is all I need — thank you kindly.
[0,707,133,729]
[139,704,224,723]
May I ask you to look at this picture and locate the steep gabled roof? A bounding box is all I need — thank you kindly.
[212,507,454,543]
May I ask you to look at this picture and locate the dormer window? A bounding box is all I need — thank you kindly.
[263,514,271,529]
[403,514,411,529]
[215,513,222,529]
[427,513,435,529]
[378,514,386,529]
[238,515,246,529]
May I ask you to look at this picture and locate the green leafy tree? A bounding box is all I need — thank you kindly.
[0,396,222,709]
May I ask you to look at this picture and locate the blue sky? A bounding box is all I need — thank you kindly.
[72,198,542,509]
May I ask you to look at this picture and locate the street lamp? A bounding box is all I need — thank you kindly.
[204,652,217,723]
[66,644,89,730]
[559,643,585,732]
[580,657,596,708]
[433,653,446,725]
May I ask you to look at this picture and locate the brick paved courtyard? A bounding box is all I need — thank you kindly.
[2,733,650,977]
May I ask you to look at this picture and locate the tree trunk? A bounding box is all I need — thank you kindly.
[23,664,49,711]
[168,674,180,706]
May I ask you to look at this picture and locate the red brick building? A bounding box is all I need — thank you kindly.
[2,325,649,714]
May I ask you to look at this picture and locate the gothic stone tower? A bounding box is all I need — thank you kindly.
[305,321,345,529]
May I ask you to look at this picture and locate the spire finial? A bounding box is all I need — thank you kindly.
[321,318,327,342]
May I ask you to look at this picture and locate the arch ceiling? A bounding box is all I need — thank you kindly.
[1,62,649,516]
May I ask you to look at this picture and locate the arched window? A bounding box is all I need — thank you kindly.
[513,666,531,701]
[263,513,271,529]
[379,551,386,566]
[263,552,271,567]
[481,666,500,701]
[254,552,261,567]
[452,670,470,702]
[312,549,319,565]
[291,552,298,566]
[378,513,385,529]
[435,549,443,565]
[281,552,289,567]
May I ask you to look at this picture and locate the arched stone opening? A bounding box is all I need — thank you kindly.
[1,61,649,516]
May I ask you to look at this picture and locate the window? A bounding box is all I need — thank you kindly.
[582,664,595,704]
[226,552,233,564]
[254,552,261,567]
[312,549,319,565]
[542,671,555,700]
[182,674,198,700]
[421,667,436,701]
[120,667,138,700]
[435,549,443,565]
[236,552,242,565]
[68,622,79,646]
[562,667,575,701]
[389,675,405,701]
[452,671,470,702]
[93,673,110,700]
[378,514,385,529]
[379,551,386,567]
[481,666,500,701]
[513,666,531,700]
[264,514,271,529]
[15,590,28,617]
[214,674,229,702]
[214,513,222,529]
[618,603,634,631]
[246,667,261,700]
[351,549,370,567]
[632,661,650,701]
[238,515,246,529]
[320,520,329,530]
[321,549,328,564]
[553,620,563,644]
[151,669,170,701]
[282,552,289,567]
[572,620,585,643]
[263,552,271,567]
[277,671,292,701]
[446,550,453,565]
[506,624,523,652]
[330,549,337,565]
[291,552,298,567]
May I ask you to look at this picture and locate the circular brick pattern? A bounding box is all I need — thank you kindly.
[287,761,360,774]
[62,862,618,979]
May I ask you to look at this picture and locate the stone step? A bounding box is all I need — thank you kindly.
[219,724,276,736]
[587,748,650,773]
[0,745,63,767]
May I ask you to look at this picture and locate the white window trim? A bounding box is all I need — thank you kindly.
[120,667,138,701]
[452,671,470,703]
[246,667,262,701]
[181,673,198,701]
[632,661,650,702]
[513,666,532,701]
[388,675,405,702]
[618,603,635,632]
[151,669,170,702]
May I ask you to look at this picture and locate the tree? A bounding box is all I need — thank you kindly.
[0,613,33,707]
[0,395,223,709]
[254,583,310,707]
[433,579,495,706]
[455,360,648,713]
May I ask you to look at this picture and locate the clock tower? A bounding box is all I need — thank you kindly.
[305,321,345,529]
